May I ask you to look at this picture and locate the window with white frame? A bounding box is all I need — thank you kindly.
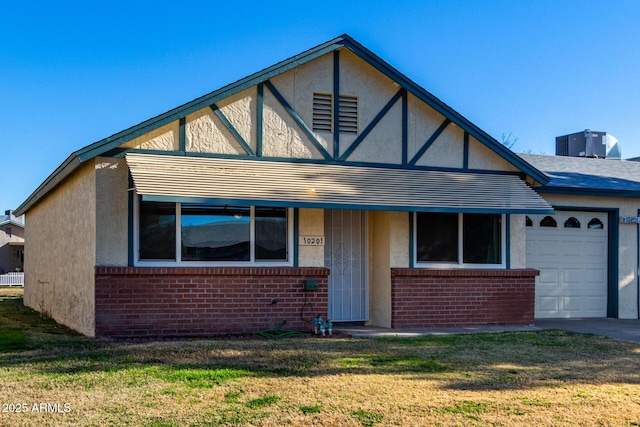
[136,198,292,265]
[414,212,505,267]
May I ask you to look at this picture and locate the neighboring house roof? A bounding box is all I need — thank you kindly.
[519,153,640,197]
[0,220,24,228]
[0,214,24,228]
[16,34,549,216]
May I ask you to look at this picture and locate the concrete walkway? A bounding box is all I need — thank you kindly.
[335,324,540,338]
[336,318,640,343]
[535,318,640,343]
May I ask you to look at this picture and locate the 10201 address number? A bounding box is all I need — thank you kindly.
[299,236,325,246]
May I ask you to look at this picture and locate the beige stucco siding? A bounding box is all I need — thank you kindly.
[338,49,401,161]
[368,211,391,327]
[346,102,403,164]
[468,136,519,171]
[534,194,638,319]
[262,86,321,159]
[121,121,179,151]
[408,94,452,165]
[95,157,128,266]
[297,208,324,267]
[266,54,332,159]
[217,88,258,153]
[510,214,526,269]
[186,88,257,155]
[23,162,97,336]
[271,53,333,157]
[186,107,246,154]
[416,123,466,168]
[389,211,410,268]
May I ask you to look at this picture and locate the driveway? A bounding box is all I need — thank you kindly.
[535,318,640,343]
[336,318,640,343]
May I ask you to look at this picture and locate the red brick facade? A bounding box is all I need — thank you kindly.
[95,267,329,337]
[391,268,538,328]
[94,266,537,336]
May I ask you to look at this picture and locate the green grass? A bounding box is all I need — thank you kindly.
[299,404,321,414]
[223,390,243,403]
[246,394,281,408]
[369,355,451,372]
[351,409,384,426]
[0,328,27,351]
[145,365,252,388]
[441,400,489,415]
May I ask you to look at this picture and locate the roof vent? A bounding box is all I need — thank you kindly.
[338,95,358,134]
[312,93,332,132]
[312,93,359,134]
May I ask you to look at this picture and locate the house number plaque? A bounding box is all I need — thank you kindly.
[620,216,640,224]
[299,236,325,246]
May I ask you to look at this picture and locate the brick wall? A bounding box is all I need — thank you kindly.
[391,268,538,328]
[95,267,329,337]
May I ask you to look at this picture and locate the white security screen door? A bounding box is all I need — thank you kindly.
[324,210,368,321]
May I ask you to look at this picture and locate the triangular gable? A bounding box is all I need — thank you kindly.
[16,34,549,216]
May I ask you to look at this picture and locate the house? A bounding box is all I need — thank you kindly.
[0,210,24,274]
[16,34,601,338]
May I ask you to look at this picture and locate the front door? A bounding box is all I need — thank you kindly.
[324,210,368,322]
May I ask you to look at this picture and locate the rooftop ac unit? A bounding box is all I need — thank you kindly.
[556,129,620,159]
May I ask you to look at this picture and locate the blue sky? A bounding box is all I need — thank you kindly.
[2,0,639,211]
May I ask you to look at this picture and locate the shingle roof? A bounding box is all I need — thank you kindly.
[519,153,640,196]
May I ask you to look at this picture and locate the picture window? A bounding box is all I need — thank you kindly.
[136,199,291,265]
[414,212,504,267]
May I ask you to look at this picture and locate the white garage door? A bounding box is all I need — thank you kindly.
[526,211,608,318]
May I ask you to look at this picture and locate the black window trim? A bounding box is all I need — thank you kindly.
[134,196,294,267]
[413,212,506,268]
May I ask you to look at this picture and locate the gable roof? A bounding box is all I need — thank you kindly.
[520,153,640,197]
[16,34,549,216]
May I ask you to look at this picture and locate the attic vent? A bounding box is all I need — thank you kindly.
[312,93,333,132]
[339,95,358,134]
[312,93,359,134]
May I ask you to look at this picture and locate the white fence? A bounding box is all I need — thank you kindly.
[0,272,24,287]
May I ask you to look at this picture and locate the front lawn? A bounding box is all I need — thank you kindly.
[1,287,639,426]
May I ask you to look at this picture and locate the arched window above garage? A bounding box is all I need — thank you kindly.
[540,216,557,228]
[588,218,604,229]
[564,217,581,228]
